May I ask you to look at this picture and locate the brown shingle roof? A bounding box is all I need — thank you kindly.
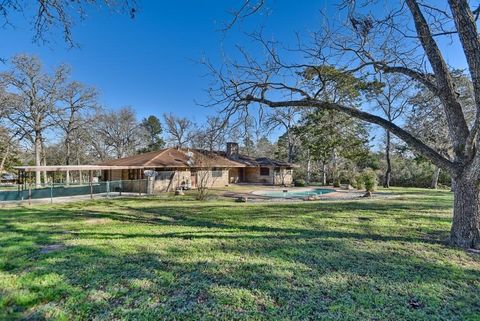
[99,148,246,168]
[217,152,297,167]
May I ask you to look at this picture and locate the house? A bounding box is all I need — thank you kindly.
[222,142,294,186]
[98,142,295,192]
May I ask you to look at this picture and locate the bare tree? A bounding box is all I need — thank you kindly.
[189,150,223,200]
[210,0,480,248]
[0,0,136,47]
[406,72,476,189]
[93,107,146,159]
[371,75,412,188]
[264,107,301,163]
[0,125,18,173]
[83,113,111,162]
[163,113,194,148]
[56,81,97,184]
[0,87,19,173]
[190,115,228,151]
[1,54,67,187]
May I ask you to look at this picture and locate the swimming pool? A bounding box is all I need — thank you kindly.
[255,188,335,199]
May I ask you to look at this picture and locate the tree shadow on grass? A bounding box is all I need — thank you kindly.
[1,194,478,320]
[0,224,478,320]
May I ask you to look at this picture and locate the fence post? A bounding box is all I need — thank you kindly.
[106,180,110,198]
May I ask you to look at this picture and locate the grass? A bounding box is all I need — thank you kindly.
[0,187,479,320]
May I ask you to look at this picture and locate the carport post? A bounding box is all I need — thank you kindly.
[28,171,32,205]
[89,170,93,199]
[51,172,55,204]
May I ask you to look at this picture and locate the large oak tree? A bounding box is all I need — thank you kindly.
[210,0,480,248]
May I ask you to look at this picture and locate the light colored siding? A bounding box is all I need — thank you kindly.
[196,169,229,188]
[153,169,191,192]
[244,167,273,184]
[152,168,229,193]
[273,168,293,185]
[241,167,293,185]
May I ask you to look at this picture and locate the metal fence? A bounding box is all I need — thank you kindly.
[0,179,148,203]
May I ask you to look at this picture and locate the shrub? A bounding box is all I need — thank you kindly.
[294,179,306,187]
[350,173,365,190]
[354,173,365,190]
[349,177,358,189]
[361,169,378,192]
[333,179,341,188]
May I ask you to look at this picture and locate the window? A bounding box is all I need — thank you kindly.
[211,170,223,178]
[260,167,270,176]
[156,171,174,180]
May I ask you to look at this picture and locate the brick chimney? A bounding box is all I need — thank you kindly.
[226,142,239,158]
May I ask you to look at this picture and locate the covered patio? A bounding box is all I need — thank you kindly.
[9,165,150,204]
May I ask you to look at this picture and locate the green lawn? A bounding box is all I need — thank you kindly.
[0,188,479,320]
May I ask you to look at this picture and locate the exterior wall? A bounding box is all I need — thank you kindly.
[245,167,272,184]
[101,169,143,181]
[196,169,229,188]
[121,180,148,193]
[102,169,123,181]
[232,167,294,185]
[103,167,292,192]
[152,168,229,193]
[273,168,293,185]
[245,167,264,184]
[229,168,241,183]
[153,169,191,193]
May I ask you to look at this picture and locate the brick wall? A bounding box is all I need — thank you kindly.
[229,168,241,183]
[196,169,229,188]
[239,167,294,185]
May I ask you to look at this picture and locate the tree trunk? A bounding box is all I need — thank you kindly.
[322,161,327,186]
[287,140,294,163]
[431,167,441,189]
[65,138,71,185]
[41,145,47,186]
[0,145,10,173]
[306,150,311,184]
[383,131,392,188]
[331,149,338,186]
[450,175,480,249]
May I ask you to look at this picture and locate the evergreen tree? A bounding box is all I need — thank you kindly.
[139,115,165,152]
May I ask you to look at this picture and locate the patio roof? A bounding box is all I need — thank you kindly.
[14,165,149,172]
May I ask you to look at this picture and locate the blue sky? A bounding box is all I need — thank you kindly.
[0,0,468,144]
[0,1,328,123]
